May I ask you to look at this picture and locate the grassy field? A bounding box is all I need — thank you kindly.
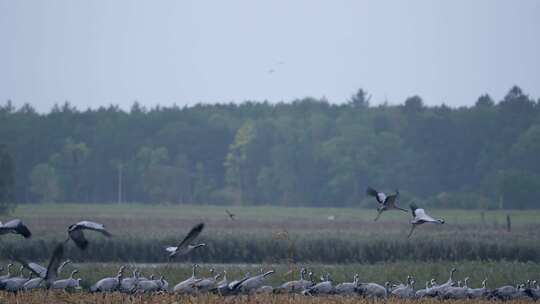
[2,204,539,261]
[7,203,540,240]
[12,203,540,225]
[1,203,539,288]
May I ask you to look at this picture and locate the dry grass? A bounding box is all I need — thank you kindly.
[0,292,533,304]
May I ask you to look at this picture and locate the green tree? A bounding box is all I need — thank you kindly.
[30,163,61,202]
[499,170,540,209]
[403,95,424,114]
[224,121,257,205]
[475,94,495,107]
[509,124,540,173]
[348,88,370,108]
[0,145,15,213]
[49,138,91,202]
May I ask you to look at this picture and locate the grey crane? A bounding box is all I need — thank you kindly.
[357,282,390,299]
[166,223,205,258]
[0,263,13,281]
[173,264,202,294]
[51,269,81,291]
[212,272,250,296]
[467,278,489,299]
[16,243,64,290]
[133,276,160,294]
[441,277,469,300]
[490,284,519,300]
[66,220,112,250]
[276,268,312,294]
[90,266,124,292]
[194,268,221,293]
[366,187,407,221]
[120,268,139,293]
[335,273,359,295]
[215,270,228,290]
[302,273,334,296]
[23,276,46,291]
[392,276,415,298]
[391,275,411,291]
[415,281,430,298]
[425,268,456,297]
[3,268,32,292]
[149,275,169,292]
[408,203,445,238]
[0,219,32,238]
[239,270,275,294]
[23,257,72,290]
[524,285,540,301]
[255,285,274,294]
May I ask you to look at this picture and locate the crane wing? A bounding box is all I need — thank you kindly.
[0,219,32,238]
[68,228,89,250]
[366,187,385,204]
[14,259,46,278]
[73,221,112,237]
[385,193,398,206]
[176,223,204,250]
[45,243,64,284]
[165,246,177,253]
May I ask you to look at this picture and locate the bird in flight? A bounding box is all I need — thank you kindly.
[66,220,112,250]
[0,219,32,238]
[226,209,236,221]
[16,243,65,288]
[366,187,408,221]
[407,203,445,238]
[165,223,206,258]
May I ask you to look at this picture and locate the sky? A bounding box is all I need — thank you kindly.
[1,0,539,112]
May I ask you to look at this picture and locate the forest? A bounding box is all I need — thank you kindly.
[0,86,539,209]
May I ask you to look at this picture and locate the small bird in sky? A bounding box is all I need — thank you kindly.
[226,209,236,221]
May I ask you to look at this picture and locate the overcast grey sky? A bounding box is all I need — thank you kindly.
[1,0,539,112]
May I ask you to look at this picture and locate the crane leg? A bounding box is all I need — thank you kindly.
[407,225,416,239]
[397,206,408,213]
[374,210,383,221]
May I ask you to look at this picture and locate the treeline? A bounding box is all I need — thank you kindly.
[1,86,540,209]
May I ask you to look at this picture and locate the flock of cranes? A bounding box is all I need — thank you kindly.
[0,187,537,300]
[1,257,540,300]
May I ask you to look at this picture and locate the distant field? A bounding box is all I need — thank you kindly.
[10,203,540,237]
[13,203,540,224]
[2,204,540,263]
